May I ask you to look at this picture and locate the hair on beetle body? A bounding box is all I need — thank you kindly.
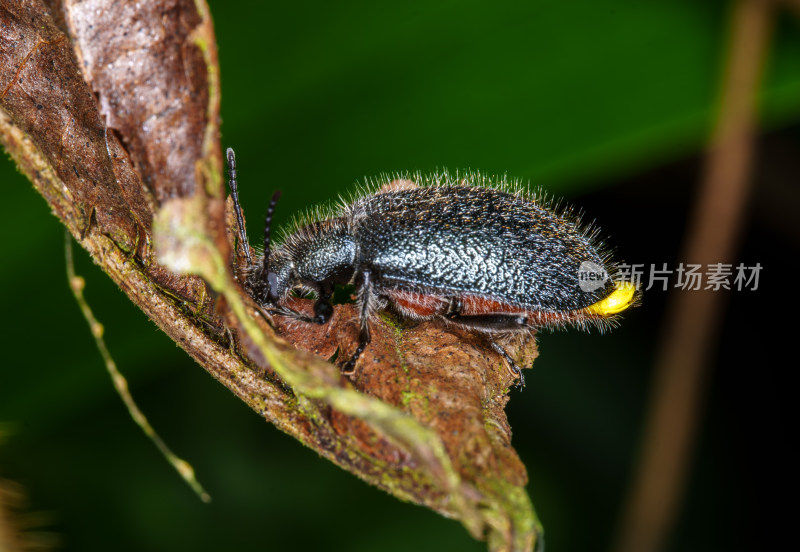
[226,148,638,388]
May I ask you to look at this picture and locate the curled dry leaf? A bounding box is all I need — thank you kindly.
[0,1,542,550]
[65,0,213,202]
[275,297,535,493]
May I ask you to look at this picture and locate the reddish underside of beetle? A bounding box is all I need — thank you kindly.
[386,289,603,327]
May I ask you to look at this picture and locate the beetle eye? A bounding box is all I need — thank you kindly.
[267,271,280,302]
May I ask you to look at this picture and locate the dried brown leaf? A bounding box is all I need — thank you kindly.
[0,1,542,550]
[65,0,214,202]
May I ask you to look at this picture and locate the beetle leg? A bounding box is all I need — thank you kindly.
[312,285,334,324]
[445,311,530,332]
[341,269,374,375]
[490,342,526,389]
[445,296,463,317]
[266,302,332,325]
[266,304,316,324]
[443,304,529,388]
[265,285,335,325]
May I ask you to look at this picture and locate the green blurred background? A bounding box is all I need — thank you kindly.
[1,1,797,550]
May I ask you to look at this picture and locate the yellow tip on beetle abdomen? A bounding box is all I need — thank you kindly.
[585,281,637,316]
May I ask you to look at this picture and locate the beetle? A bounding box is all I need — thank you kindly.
[226,148,636,387]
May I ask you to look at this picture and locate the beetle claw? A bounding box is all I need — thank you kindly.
[490,341,526,390]
[339,360,357,376]
[511,363,526,389]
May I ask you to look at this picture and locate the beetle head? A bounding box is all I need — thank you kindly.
[263,249,293,303]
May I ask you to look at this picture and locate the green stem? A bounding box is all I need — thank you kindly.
[65,231,211,503]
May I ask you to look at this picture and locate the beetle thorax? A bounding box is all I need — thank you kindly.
[288,220,357,286]
[250,217,357,304]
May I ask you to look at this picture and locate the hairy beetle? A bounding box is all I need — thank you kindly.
[226,148,636,387]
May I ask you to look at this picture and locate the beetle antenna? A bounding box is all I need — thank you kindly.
[263,190,283,273]
[227,147,252,265]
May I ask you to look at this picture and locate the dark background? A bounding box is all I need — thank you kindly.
[1,1,798,551]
